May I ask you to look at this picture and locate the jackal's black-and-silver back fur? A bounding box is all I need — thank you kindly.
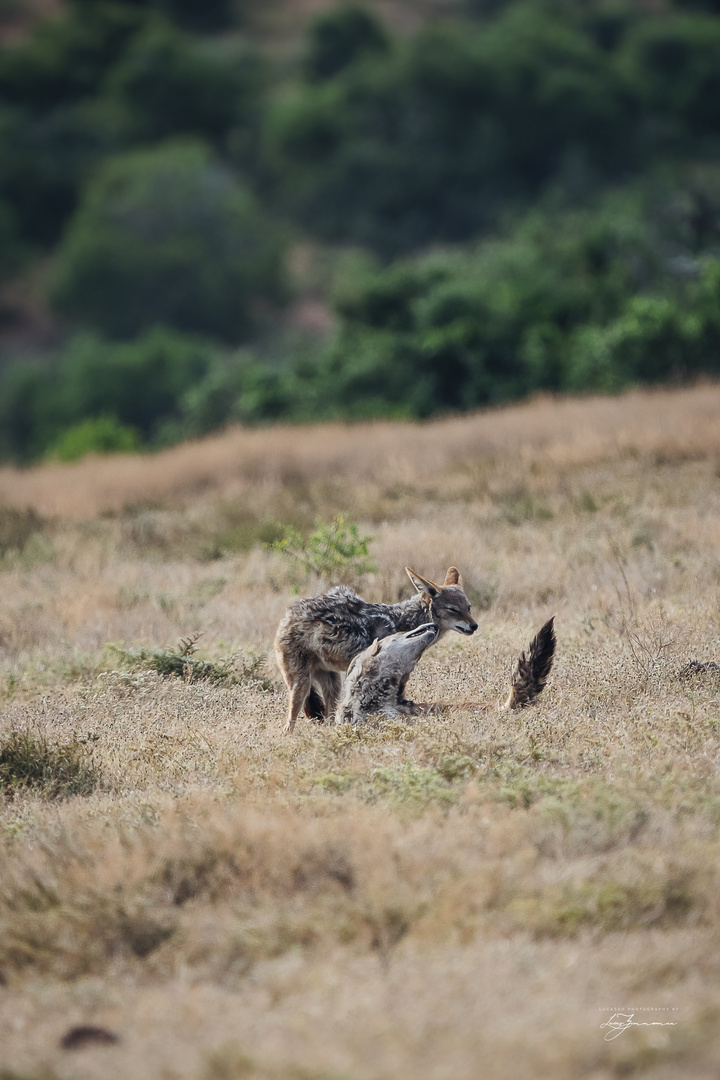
[504,617,556,709]
[275,566,477,733]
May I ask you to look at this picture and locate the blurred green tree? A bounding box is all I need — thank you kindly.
[48,140,287,341]
[269,9,632,253]
[69,0,237,33]
[103,20,266,145]
[0,2,146,244]
[304,5,389,81]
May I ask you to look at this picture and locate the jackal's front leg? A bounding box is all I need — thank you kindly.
[397,672,415,708]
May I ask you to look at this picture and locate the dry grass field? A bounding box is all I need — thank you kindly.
[2,384,720,1080]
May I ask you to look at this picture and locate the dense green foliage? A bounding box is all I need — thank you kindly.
[0,328,217,460]
[1,0,720,460]
[49,141,285,341]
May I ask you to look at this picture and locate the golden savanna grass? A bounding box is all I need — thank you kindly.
[2,384,720,1079]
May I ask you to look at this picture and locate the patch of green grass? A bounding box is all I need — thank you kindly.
[269,516,376,585]
[196,519,286,561]
[575,489,598,513]
[495,490,554,525]
[434,752,477,781]
[0,507,54,567]
[204,1045,358,1080]
[494,766,580,810]
[314,772,355,794]
[464,580,497,611]
[0,1070,63,1080]
[0,730,99,799]
[309,761,462,806]
[367,764,458,806]
[506,875,694,937]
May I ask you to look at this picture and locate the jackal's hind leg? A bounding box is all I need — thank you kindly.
[284,677,312,735]
[314,669,342,716]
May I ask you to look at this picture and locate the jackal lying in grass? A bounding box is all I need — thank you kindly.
[335,623,439,725]
[335,617,556,726]
[275,566,478,734]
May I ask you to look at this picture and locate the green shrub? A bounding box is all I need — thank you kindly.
[0,3,147,245]
[107,637,270,688]
[0,327,220,461]
[0,729,99,798]
[103,21,266,145]
[621,13,720,139]
[55,328,217,441]
[568,295,705,390]
[270,516,376,584]
[268,9,631,253]
[50,416,141,461]
[79,0,238,32]
[304,5,390,82]
[0,2,145,110]
[48,140,287,342]
[165,351,254,440]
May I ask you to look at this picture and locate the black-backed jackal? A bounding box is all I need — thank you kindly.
[274,566,478,734]
[335,622,439,726]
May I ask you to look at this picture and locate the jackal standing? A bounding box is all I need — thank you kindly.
[275,566,478,734]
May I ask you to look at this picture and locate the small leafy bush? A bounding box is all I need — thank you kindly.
[0,729,99,798]
[107,635,270,688]
[269,515,376,584]
[50,415,141,461]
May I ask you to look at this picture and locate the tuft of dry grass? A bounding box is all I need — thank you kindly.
[0,729,98,799]
[2,385,720,1078]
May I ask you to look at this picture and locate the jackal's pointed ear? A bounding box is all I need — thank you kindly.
[443,566,460,586]
[405,567,440,599]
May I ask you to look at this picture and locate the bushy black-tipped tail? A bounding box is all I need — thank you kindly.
[505,617,556,710]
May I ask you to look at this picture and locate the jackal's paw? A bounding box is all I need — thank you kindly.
[282,721,294,735]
